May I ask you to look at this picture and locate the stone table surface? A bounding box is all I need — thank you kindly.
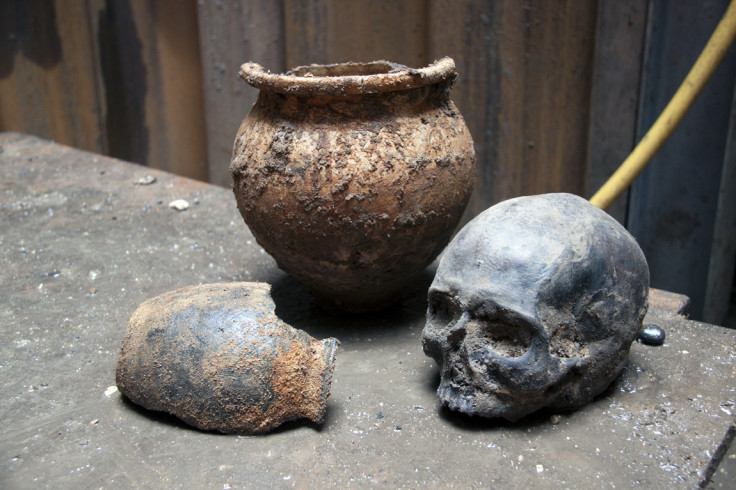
[1,132,734,488]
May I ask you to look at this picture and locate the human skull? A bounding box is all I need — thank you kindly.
[422,193,649,421]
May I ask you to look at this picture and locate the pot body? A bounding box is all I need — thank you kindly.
[231,59,475,313]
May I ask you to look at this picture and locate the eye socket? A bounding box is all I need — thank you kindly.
[468,311,533,359]
[427,291,460,325]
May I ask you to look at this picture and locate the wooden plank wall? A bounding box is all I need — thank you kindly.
[197,0,284,187]
[0,1,105,156]
[627,0,736,320]
[586,0,648,223]
[426,0,598,219]
[0,0,207,181]
[704,96,736,325]
[4,1,735,322]
[0,0,639,214]
[198,0,601,220]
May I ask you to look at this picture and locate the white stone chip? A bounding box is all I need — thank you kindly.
[169,199,190,211]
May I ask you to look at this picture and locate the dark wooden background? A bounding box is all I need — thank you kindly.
[1,0,734,323]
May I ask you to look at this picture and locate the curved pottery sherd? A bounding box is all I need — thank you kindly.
[115,282,338,434]
[230,57,476,313]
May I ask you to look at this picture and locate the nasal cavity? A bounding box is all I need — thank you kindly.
[447,326,466,350]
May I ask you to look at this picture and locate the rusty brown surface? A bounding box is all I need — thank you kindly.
[649,288,692,318]
[239,58,455,96]
[231,60,475,312]
[116,282,337,434]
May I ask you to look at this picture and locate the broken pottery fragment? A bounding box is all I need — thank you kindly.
[116,282,338,434]
[422,193,649,421]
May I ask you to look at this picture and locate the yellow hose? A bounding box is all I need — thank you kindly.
[590,0,736,210]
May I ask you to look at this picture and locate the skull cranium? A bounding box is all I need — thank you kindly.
[422,193,649,421]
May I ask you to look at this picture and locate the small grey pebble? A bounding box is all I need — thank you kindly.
[638,324,665,346]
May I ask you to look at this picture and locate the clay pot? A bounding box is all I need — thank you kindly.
[116,282,338,434]
[231,58,475,313]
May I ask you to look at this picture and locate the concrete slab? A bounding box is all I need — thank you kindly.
[1,133,734,488]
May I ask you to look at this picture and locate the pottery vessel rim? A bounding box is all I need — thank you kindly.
[239,57,456,96]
